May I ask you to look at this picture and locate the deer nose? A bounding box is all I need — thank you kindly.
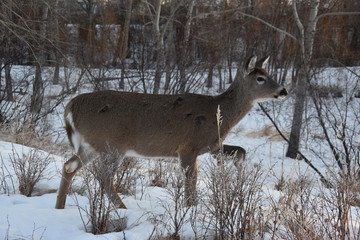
[280,88,288,96]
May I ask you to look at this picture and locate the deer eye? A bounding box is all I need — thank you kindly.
[256,76,266,84]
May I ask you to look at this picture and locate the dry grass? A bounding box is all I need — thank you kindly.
[0,124,70,156]
[245,125,290,142]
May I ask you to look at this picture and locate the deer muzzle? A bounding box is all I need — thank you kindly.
[280,88,288,96]
[274,88,288,99]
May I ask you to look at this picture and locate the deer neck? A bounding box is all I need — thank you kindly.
[215,79,254,140]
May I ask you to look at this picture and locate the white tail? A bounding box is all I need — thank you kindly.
[55,55,287,209]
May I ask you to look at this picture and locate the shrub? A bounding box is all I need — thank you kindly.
[77,150,127,235]
[9,146,51,197]
[201,153,266,239]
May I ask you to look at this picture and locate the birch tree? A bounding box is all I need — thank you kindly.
[144,0,182,94]
[144,0,164,94]
[286,0,360,158]
[285,0,320,158]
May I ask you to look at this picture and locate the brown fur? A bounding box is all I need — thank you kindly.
[55,56,287,209]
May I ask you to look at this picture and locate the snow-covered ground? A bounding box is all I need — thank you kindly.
[0,117,296,239]
[0,66,359,239]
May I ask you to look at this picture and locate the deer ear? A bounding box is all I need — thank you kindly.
[246,55,257,73]
[256,56,270,69]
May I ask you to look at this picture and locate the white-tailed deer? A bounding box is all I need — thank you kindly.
[55,56,287,209]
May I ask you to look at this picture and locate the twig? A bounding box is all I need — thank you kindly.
[258,103,332,187]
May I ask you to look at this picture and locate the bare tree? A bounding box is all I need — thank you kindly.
[30,0,49,120]
[4,63,13,101]
[178,0,195,93]
[51,0,61,85]
[1,0,15,102]
[116,0,133,89]
[144,0,186,94]
[286,1,360,158]
[164,0,177,93]
[144,0,165,94]
[285,0,320,158]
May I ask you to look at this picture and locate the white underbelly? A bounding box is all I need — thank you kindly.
[125,150,178,160]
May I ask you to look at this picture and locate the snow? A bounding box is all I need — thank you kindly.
[0,125,310,239]
[0,66,360,239]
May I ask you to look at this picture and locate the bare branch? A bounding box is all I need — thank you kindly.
[316,11,360,22]
[237,12,298,42]
[192,7,298,42]
[258,103,331,187]
[291,0,304,42]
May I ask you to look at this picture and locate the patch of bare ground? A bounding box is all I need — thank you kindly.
[245,125,289,142]
[0,125,71,155]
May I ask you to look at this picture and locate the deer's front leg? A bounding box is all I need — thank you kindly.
[180,152,198,206]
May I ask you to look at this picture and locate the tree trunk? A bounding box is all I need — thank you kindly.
[218,65,223,90]
[286,66,307,158]
[3,0,13,101]
[179,0,195,93]
[5,64,13,101]
[52,0,60,85]
[30,2,48,119]
[228,64,233,84]
[54,62,60,85]
[153,44,164,94]
[152,0,164,94]
[30,64,44,116]
[164,0,176,93]
[286,0,319,158]
[119,0,133,90]
[120,63,125,90]
[206,63,215,88]
[0,60,2,94]
[164,29,174,93]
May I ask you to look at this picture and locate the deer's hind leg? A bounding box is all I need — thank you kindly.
[56,150,127,209]
[55,154,83,209]
[55,144,95,209]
